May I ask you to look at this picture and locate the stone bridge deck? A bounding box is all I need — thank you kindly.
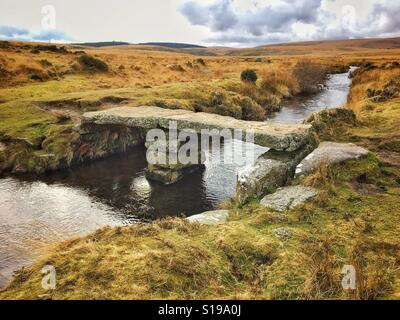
[82,106,313,152]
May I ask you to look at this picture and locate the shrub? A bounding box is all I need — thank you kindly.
[208,91,242,119]
[30,74,44,81]
[293,59,326,94]
[238,82,281,112]
[233,96,265,121]
[0,41,11,49]
[194,58,206,66]
[168,64,185,72]
[33,45,69,54]
[78,54,109,73]
[0,64,9,78]
[39,59,53,67]
[241,69,258,83]
[260,68,299,97]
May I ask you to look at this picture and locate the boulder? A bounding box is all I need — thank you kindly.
[295,142,369,178]
[236,142,316,204]
[260,186,319,212]
[186,210,230,225]
[146,164,205,185]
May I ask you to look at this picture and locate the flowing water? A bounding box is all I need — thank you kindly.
[268,67,356,124]
[0,68,354,288]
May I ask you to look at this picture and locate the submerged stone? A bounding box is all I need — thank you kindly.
[146,163,205,185]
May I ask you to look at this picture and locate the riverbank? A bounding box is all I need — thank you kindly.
[0,58,351,287]
[1,62,400,300]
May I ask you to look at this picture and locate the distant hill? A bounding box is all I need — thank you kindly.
[256,37,400,50]
[69,37,400,57]
[73,41,131,48]
[138,42,206,49]
[221,37,400,57]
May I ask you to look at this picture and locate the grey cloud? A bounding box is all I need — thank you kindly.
[180,0,322,36]
[370,1,400,35]
[180,0,238,32]
[180,0,400,46]
[209,0,238,31]
[206,32,293,46]
[241,0,322,35]
[317,1,400,40]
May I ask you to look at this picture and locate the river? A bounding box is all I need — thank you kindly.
[0,67,355,288]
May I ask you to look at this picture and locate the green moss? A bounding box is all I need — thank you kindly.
[0,101,57,145]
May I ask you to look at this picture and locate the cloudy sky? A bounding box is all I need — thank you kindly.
[0,0,399,47]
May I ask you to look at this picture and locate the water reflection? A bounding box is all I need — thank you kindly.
[0,141,267,287]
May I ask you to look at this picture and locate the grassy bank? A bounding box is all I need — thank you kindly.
[1,153,399,300]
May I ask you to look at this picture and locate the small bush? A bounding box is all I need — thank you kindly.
[260,68,299,97]
[233,96,265,121]
[168,64,185,72]
[241,69,258,83]
[293,59,326,94]
[238,82,281,112]
[33,45,68,54]
[208,91,242,119]
[194,58,206,66]
[0,64,10,78]
[30,74,44,81]
[78,54,109,73]
[0,41,11,49]
[39,59,53,67]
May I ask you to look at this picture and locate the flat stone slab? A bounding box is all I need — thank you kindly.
[295,142,369,177]
[82,106,313,151]
[260,186,319,212]
[186,210,230,225]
